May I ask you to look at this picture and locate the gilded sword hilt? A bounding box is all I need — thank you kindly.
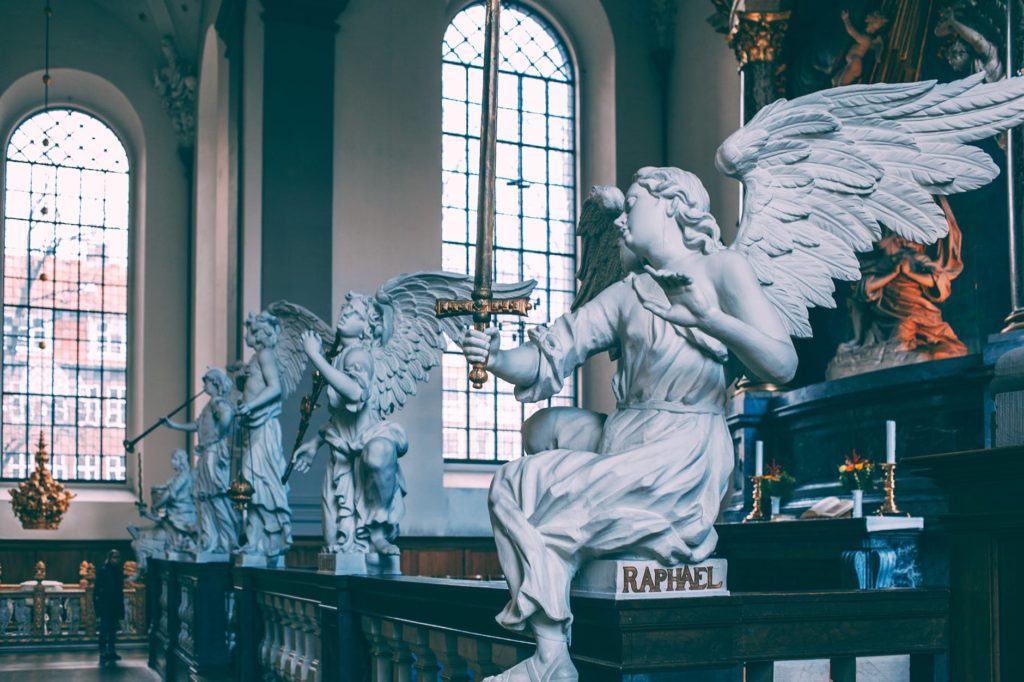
[435,296,532,389]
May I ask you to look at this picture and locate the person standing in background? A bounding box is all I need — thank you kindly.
[93,549,124,665]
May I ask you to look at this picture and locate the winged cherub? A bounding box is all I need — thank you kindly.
[273,273,534,567]
[464,73,1024,681]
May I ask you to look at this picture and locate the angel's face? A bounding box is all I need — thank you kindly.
[337,300,370,339]
[617,183,673,264]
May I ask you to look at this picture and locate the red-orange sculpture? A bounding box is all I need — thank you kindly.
[828,198,967,379]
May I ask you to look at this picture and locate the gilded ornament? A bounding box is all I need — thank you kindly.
[227,476,254,512]
[9,432,74,530]
[78,560,95,586]
[727,11,791,66]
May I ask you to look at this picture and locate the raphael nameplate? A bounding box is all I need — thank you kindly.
[572,558,729,600]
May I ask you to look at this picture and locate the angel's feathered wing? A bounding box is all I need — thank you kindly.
[370,271,535,419]
[718,73,1024,337]
[266,301,332,398]
[572,185,626,311]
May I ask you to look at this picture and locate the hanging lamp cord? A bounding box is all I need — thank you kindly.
[43,2,52,110]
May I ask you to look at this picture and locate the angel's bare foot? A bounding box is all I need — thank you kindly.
[369,527,400,555]
[479,647,577,675]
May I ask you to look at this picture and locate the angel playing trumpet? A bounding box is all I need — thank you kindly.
[464,73,1024,681]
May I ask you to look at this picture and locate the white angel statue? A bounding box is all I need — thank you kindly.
[273,273,534,568]
[463,74,1024,681]
[235,311,293,564]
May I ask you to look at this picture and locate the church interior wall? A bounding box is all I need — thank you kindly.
[667,0,741,244]
[0,1,190,542]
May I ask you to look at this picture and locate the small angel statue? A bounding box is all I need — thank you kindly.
[161,367,239,557]
[128,449,197,567]
[464,74,1024,681]
[235,311,293,564]
[273,273,533,572]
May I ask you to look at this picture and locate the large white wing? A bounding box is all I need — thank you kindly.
[266,301,332,398]
[717,73,1024,337]
[370,271,535,419]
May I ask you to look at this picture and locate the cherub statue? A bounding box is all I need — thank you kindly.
[127,449,197,571]
[161,367,239,556]
[235,311,293,564]
[464,74,1024,681]
[828,201,966,378]
[936,8,1003,82]
[833,9,889,87]
[276,273,534,570]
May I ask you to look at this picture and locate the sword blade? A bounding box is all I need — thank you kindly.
[472,0,502,324]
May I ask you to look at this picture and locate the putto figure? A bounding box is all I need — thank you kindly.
[161,367,239,557]
[464,74,1024,681]
[235,311,292,565]
[274,273,533,573]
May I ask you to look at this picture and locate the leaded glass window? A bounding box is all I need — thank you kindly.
[441,3,577,463]
[2,108,130,481]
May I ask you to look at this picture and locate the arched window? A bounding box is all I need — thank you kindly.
[441,3,577,463]
[2,108,130,482]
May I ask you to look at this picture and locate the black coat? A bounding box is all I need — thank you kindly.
[93,562,125,620]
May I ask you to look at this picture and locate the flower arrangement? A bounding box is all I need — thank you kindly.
[761,459,796,500]
[838,450,875,491]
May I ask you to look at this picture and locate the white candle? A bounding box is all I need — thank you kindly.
[755,440,764,476]
[886,420,896,464]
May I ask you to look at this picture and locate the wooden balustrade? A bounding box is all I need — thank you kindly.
[143,560,950,681]
[0,582,146,646]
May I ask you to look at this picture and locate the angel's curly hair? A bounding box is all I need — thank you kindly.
[201,367,233,397]
[245,311,281,348]
[633,166,723,255]
[344,292,392,343]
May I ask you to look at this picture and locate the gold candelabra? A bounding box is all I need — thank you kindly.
[744,475,766,522]
[874,462,909,516]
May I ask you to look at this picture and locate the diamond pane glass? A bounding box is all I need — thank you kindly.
[2,108,130,481]
[442,3,577,463]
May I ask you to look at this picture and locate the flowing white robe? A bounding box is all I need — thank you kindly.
[489,274,732,632]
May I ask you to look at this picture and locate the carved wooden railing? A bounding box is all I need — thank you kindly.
[0,579,146,645]
[257,591,322,682]
[221,570,950,682]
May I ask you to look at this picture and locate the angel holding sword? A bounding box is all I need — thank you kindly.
[467,72,1024,681]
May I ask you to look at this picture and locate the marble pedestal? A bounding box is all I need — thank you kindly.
[318,551,401,576]
[572,557,729,600]
[191,550,230,563]
[233,553,285,568]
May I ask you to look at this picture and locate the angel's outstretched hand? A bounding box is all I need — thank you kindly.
[292,439,318,474]
[462,327,501,368]
[634,264,714,328]
[300,330,322,360]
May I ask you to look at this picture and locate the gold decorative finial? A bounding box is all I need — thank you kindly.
[9,431,74,530]
[79,561,95,587]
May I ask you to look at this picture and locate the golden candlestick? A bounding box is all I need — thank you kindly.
[744,475,766,522]
[875,462,909,516]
